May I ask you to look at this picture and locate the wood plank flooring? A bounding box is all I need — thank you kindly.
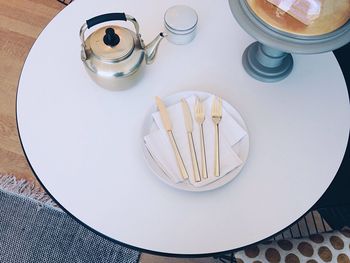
[0,0,63,183]
[0,0,219,261]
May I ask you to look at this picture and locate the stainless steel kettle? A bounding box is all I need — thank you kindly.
[80,13,165,90]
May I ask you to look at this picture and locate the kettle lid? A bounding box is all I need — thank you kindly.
[87,25,135,62]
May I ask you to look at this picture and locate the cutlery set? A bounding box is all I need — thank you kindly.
[155,96,223,183]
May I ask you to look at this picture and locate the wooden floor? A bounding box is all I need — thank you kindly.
[0,0,218,261]
[0,0,64,183]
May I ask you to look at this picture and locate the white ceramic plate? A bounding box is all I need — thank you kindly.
[142,91,249,192]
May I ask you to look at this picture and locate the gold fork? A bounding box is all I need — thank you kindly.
[211,97,222,177]
[194,98,208,179]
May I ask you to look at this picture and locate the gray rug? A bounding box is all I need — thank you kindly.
[0,176,140,263]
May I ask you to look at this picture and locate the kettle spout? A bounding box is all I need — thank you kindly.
[145,33,165,65]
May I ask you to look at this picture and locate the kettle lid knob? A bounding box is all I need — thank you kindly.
[103,28,120,47]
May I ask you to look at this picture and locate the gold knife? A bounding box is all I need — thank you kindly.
[155,97,189,180]
[181,99,201,182]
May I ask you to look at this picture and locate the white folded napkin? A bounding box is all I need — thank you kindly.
[144,95,247,187]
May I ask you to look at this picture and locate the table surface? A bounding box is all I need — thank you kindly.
[16,0,350,256]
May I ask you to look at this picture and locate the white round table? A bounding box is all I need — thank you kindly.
[16,0,350,256]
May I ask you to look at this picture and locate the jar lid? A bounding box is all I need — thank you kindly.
[164,5,198,32]
[88,25,134,62]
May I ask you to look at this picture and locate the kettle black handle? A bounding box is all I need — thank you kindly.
[86,13,127,29]
[80,13,140,61]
